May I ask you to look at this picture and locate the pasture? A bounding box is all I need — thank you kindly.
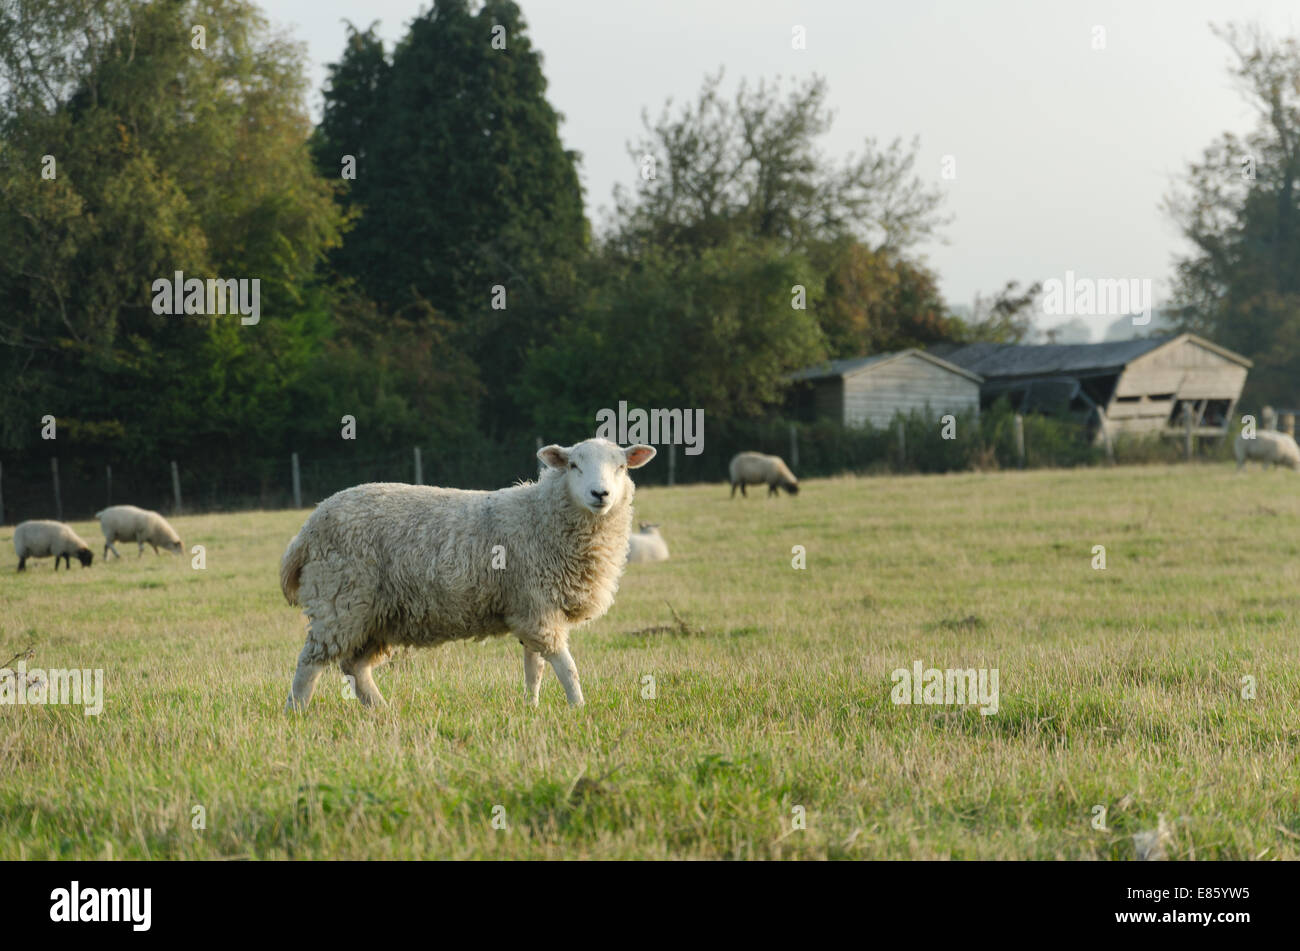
[1,463,1298,859]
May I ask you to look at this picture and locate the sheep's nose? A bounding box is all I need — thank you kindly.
[591,488,609,502]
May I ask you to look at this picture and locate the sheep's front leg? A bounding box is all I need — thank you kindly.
[545,645,585,707]
[524,646,547,705]
[285,647,327,712]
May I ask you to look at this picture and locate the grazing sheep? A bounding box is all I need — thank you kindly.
[95,505,183,559]
[14,520,94,572]
[626,523,669,563]
[1234,429,1300,471]
[281,437,657,712]
[729,451,799,498]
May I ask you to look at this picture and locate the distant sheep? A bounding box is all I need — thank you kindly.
[14,520,94,571]
[627,523,669,563]
[1235,429,1300,471]
[729,451,799,497]
[280,437,656,712]
[95,505,183,559]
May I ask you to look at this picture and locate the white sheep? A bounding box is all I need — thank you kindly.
[1235,429,1300,471]
[95,505,183,559]
[729,451,799,498]
[280,437,657,712]
[626,523,669,563]
[13,520,94,571]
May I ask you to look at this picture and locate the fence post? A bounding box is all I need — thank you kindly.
[106,464,112,507]
[52,457,62,521]
[291,452,302,508]
[413,447,423,486]
[1014,414,1025,469]
[171,460,182,514]
[668,441,676,486]
[789,423,799,469]
[896,420,906,471]
[1097,410,1114,464]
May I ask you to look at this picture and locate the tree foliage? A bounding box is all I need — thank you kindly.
[1166,23,1300,407]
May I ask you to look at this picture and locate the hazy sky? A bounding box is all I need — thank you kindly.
[263,0,1299,339]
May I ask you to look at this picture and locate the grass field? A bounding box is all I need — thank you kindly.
[2,463,1299,859]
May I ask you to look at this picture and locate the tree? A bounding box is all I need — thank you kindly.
[313,1,587,430]
[0,0,346,467]
[1165,23,1300,408]
[515,238,825,435]
[612,72,948,260]
[815,239,961,357]
[953,281,1043,343]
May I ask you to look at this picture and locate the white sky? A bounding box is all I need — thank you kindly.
[263,0,1300,339]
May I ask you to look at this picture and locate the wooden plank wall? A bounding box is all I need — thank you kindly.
[841,354,980,429]
[1108,339,1248,435]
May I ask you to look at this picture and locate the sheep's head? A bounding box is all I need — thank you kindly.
[538,438,656,516]
[164,538,183,554]
[638,522,660,534]
[76,547,93,567]
[784,481,799,495]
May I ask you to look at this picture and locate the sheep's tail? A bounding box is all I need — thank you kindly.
[280,532,308,605]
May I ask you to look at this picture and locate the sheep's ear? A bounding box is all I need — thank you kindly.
[538,444,570,469]
[624,444,656,468]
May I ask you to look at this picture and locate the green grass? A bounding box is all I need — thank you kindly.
[2,463,1299,859]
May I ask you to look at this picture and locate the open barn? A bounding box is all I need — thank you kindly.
[787,348,983,428]
[928,333,1251,442]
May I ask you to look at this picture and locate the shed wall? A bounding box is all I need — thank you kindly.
[842,354,980,428]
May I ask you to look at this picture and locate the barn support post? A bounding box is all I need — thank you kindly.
[171,460,182,514]
[896,420,906,471]
[1183,404,1194,461]
[413,447,423,486]
[789,423,799,469]
[667,442,676,486]
[1014,414,1025,468]
[51,457,62,521]
[1096,407,1114,464]
[291,453,302,508]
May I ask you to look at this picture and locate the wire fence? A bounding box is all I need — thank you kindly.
[0,411,1237,526]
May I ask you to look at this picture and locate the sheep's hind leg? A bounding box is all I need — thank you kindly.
[340,647,388,708]
[523,646,547,706]
[545,645,585,707]
[285,646,328,713]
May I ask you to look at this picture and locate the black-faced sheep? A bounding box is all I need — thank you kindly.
[96,506,183,559]
[14,520,94,571]
[729,451,799,497]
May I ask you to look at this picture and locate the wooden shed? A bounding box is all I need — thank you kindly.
[928,333,1251,441]
[787,349,983,429]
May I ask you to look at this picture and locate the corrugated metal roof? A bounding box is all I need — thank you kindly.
[927,337,1174,378]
